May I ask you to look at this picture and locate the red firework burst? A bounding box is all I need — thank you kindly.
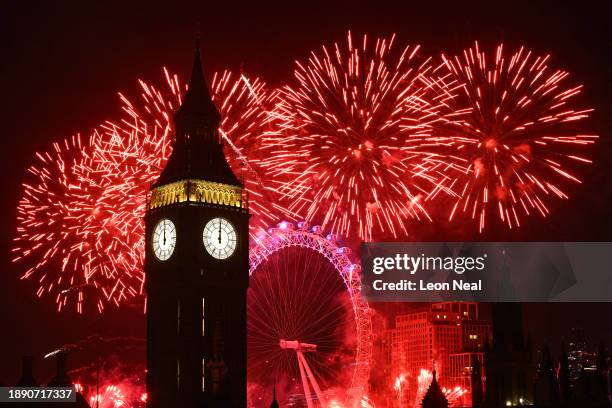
[12,134,144,313]
[433,42,597,232]
[13,68,283,312]
[263,32,454,242]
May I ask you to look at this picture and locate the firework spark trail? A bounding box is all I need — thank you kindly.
[414,368,434,407]
[442,386,467,406]
[263,31,458,241]
[89,385,128,408]
[431,42,597,233]
[13,69,285,312]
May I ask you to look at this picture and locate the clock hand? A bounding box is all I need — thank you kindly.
[218,220,222,244]
[163,227,166,245]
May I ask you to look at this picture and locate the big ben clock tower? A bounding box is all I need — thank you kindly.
[145,44,249,408]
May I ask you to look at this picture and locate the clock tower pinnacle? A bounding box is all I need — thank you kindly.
[145,43,249,408]
[154,42,240,188]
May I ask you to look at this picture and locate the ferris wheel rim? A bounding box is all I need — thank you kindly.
[249,221,372,405]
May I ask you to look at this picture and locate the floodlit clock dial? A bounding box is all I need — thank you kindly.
[152,218,176,261]
[203,217,237,259]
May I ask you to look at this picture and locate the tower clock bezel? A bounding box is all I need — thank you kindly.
[151,218,177,261]
[202,217,237,260]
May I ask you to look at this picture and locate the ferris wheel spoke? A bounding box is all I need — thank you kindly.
[247,224,372,406]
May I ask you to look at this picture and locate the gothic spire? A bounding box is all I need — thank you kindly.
[421,369,448,408]
[421,369,449,408]
[154,42,240,187]
[269,384,279,408]
[174,43,220,124]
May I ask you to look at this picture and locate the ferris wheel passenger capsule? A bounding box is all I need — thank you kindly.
[277,221,293,230]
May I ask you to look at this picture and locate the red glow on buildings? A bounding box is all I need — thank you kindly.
[381,303,491,407]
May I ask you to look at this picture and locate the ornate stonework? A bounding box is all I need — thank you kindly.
[149,179,244,210]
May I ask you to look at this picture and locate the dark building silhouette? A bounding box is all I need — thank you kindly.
[484,303,532,407]
[534,345,560,407]
[471,354,484,408]
[46,352,71,387]
[558,344,612,408]
[45,352,90,408]
[16,356,38,387]
[559,345,572,406]
[421,369,449,408]
[4,356,41,408]
[567,328,591,384]
[145,42,250,408]
[592,343,611,406]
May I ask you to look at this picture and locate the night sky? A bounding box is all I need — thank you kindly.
[1,0,611,385]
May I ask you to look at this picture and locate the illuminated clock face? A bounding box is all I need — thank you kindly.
[203,217,237,259]
[152,218,176,261]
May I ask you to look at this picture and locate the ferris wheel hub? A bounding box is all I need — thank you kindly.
[279,339,317,352]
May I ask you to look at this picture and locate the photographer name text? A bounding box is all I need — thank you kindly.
[372,279,482,292]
